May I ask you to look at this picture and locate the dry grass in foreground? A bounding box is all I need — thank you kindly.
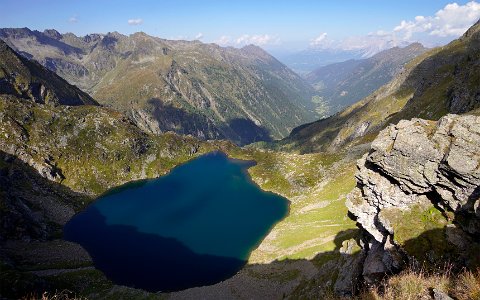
[356,267,480,300]
[22,290,87,300]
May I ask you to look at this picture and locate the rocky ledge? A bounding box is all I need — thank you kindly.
[346,114,480,284]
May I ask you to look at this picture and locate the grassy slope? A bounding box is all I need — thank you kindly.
[0,96,219,198]
[226,148,358,263]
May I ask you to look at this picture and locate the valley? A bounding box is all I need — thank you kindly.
[305,43,428,115]
[0,8,479,300]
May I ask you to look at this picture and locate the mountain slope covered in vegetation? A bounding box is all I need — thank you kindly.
[305,43,427,115]
[0,28,318,145]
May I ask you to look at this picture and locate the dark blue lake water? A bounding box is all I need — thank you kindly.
[64,152,288,292]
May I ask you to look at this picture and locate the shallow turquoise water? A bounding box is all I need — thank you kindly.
[64,152,288,292]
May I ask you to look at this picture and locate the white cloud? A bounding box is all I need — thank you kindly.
[214,35,232,46]
[194,33,204,40]
[353,34,410,57]
[311,1,480,56]
[68,15,78,23]
[310,32,328,46]
[430,1,480,36]
[128,18,143,26]
[214,34,279,47]
[235,34,279,46]
[393,1,480,39]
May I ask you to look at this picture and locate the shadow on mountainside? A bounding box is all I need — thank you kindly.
[0,150,92,299]
[0,150,89,241]
[145,98,273,145]
[146,98,224,140]
[226,118,272,145]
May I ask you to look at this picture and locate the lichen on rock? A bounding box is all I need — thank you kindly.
[346,114,480,284]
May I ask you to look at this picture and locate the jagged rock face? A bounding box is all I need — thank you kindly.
[0,151,81,241]
[333,238,366,296]
[346,114,480,283]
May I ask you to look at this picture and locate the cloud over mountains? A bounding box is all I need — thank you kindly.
[309,1,480,56]
[128,18,143,26]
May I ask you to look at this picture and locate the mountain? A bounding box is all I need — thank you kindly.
[278,20,480,153]
[305,43,428,115]
[0,28,317,145]
[0,40,96,106]
[276,35,413,75]
[0,40,357,299]
[0,30,277,298]
[0,39,224,198]
[1,22,479,300]
[0,40,231,298]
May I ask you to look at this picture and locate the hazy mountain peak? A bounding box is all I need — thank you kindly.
[240,44,272,59]
[130,31,150,38]
[43,29,62,40]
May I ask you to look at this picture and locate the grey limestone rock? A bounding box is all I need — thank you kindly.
[346,114,480,283]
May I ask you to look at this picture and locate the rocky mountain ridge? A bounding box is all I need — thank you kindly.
[346,114,480,284]
[0,28,317,145]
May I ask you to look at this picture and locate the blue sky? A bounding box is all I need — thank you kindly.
[1,0,479,51]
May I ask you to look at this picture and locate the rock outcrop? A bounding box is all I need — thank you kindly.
[347,114,480,284]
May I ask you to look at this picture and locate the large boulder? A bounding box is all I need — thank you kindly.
[346,114,480,283]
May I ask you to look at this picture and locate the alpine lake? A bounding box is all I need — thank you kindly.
[64,152,289,292]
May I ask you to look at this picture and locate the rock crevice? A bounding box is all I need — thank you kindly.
[346,114,480,283]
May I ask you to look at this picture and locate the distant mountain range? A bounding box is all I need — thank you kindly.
[278,20,480,153]
[0,28,317,145]
[305,43,428,115]
[275,37,412,75]
[275,48,368,75]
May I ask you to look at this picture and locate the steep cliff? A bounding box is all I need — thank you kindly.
[347,114,480,284]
